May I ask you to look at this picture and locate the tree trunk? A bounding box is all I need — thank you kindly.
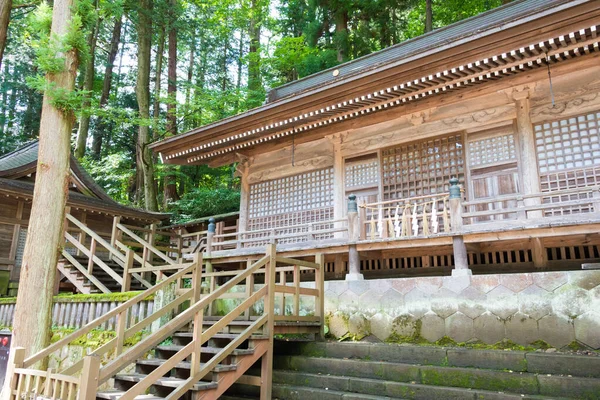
[75,16,100,159]
[152,24,165,126]
[0,60,9,136]
[9,0,78,365]
[247,0,263,109]
[183,28,195,130]
[163,0,179,208]
[0,0,12,70]
[92,14,122,159]
[425,0,433,33]
[334,6,348,62]
[136,0,159,211]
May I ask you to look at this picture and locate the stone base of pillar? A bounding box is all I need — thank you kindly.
[345,272,364,281]
[451,268,473,277]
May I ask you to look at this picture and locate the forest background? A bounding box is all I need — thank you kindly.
[0,0,509,224]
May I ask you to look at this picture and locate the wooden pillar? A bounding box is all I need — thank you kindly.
[449,178,471,276]
[328,134,346,238]
[514,91,542,218]
[235,156,251,248]
[8,200,23,264]
[532,238,547,269]
[346,195,363,280]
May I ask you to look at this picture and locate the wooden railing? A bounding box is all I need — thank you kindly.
[6,245,325,400]
[358,194,452,240]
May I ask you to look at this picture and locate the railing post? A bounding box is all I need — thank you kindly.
[314,252,325,341]
[121,248,134,292]
[79,355,101,400]
[206,218,215,256]
[87,238,96,275]
[346,195,364,281]
[358,199,367,240]
[260,243,277,400]
[3,346,25,400]
[593,189,600,213]
[449,178,471,277]
[244,260,254,320]
[190,252,203,377]
[110,216,121,261]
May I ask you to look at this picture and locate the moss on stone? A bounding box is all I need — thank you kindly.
[566,340,588,351]
[0,291,153,305]
[530,339,551,350]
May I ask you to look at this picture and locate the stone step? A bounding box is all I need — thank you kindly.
[279,342,600,378]
[272,384,400,400]
[274,356,600,398]
[155,345,255,356]
[272,371,558,400]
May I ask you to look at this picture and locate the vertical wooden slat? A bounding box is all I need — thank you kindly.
[190,252,203,376]
[121,249,134,292]
[293,265,300,317]
[260,243,277,400]
[244,260,254,320]
[314,252,325,341]
[78,355,100,400]
[87,238,97,274]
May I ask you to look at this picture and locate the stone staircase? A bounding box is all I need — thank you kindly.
[224,341,600,399]
[97,320,271,400]
[58,255,148,293]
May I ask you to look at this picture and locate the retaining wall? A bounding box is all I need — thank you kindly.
[324,270,600,349]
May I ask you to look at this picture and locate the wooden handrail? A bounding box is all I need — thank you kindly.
[462,185,600,206]
[117,223,177,265]
[66,214,125,263]
[60,251,111,294]
[361,192,449,208]
[23,261,197,368]
[463,197,596,218]
[64,232,123,285]
[98,255,270,382]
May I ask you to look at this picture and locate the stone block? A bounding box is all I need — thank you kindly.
[369,312,393,341]
[518,285,552,320]
[532,272,567,292]
[404,288,431,318]
[486,285,518,319]
[419,312,446,342]
[473,312,505,344]
[430,288,459,319]
[392,314,418,338]
[379,288,405,311]
[505,312,538,346]
[445,312,474,343]
[457,286,487,319]
[470,274,500,294]
[446,349,527,372]
[568,270,600,291]
[329,311,350,338]
[526,353,600,378]
[391,278,416,294]
[359,291,383,312]
[328,281,348,296]
[538,374,600,399]
[537,314,575,349]
[367,344,446,365]
[442,275,471,294]
[348,313,370,338]
[368,279,392,293]
[338,290,360,311]
[499,273,533,293]
[552,287,590,319]
[415,277,443,294]
[574,311,600,349]
[348,280,370,295]
[385,381,478,400]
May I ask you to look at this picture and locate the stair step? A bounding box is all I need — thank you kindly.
[155,345,255,356]
[272,370,556,400]
[114,373,218,391]
[173,332,268,340]
[96,390,165,400]
[136,358,237,372]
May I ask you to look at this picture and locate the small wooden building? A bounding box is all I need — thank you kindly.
[152,0,600,279]
[0,141,168,294]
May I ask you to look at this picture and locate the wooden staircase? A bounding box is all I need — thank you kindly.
[5,244,325,400]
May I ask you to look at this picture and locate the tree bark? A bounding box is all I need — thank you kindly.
[92,14,122,159]
[152,23,165,125]
[425,0,433,33]
[183,28,195,130]
[136,0,159,211]
[75,16,100,159]
[0,0,12,70]
[163,0,179,208]
[9,0,78,365]
[334,6,348,62]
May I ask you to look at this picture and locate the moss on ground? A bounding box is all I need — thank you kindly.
[0,291,153,305]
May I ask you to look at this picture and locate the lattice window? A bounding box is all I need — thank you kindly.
[535,111,600,216]
[247,168,334,245]
[345,158,379,189]
[468,134,517,167]
[382,134,464,200]
[535,111,600,174]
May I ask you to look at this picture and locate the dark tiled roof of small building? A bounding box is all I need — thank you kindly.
[0,141,39,172]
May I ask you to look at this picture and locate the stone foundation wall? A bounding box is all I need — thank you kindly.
[324,270,600,349]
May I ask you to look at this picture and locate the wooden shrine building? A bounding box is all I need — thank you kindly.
[0,141,168,294]
[153,0,600,280]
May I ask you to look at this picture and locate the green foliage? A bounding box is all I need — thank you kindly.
[80,153,135,204]
[170,187,240,223]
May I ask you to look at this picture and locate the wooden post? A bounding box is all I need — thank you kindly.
[115,310,127,356]
[260,243,277,400]
[532,238,547,269]
[593,189,600,213]
[293,265,300,317]
[190,252,203,376]
[78,355,101,400]
[3,346,25,400]
[514,92,542,219]
[206,218,215,316]
[358,200,367,240]
[346,195,364,281]
[110,216,121,261]
[206,218,215,256]
[87,238,96,275]
[237,157,250,249]
[77,212,87,257]
[244,260,254,320]
[121,248,134,292]
[314,252,325,341]
[176,228,183,262]
[330,134,346,239]
[8,200,24,264]
[449,178,471,276]
[147,223,157,265]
